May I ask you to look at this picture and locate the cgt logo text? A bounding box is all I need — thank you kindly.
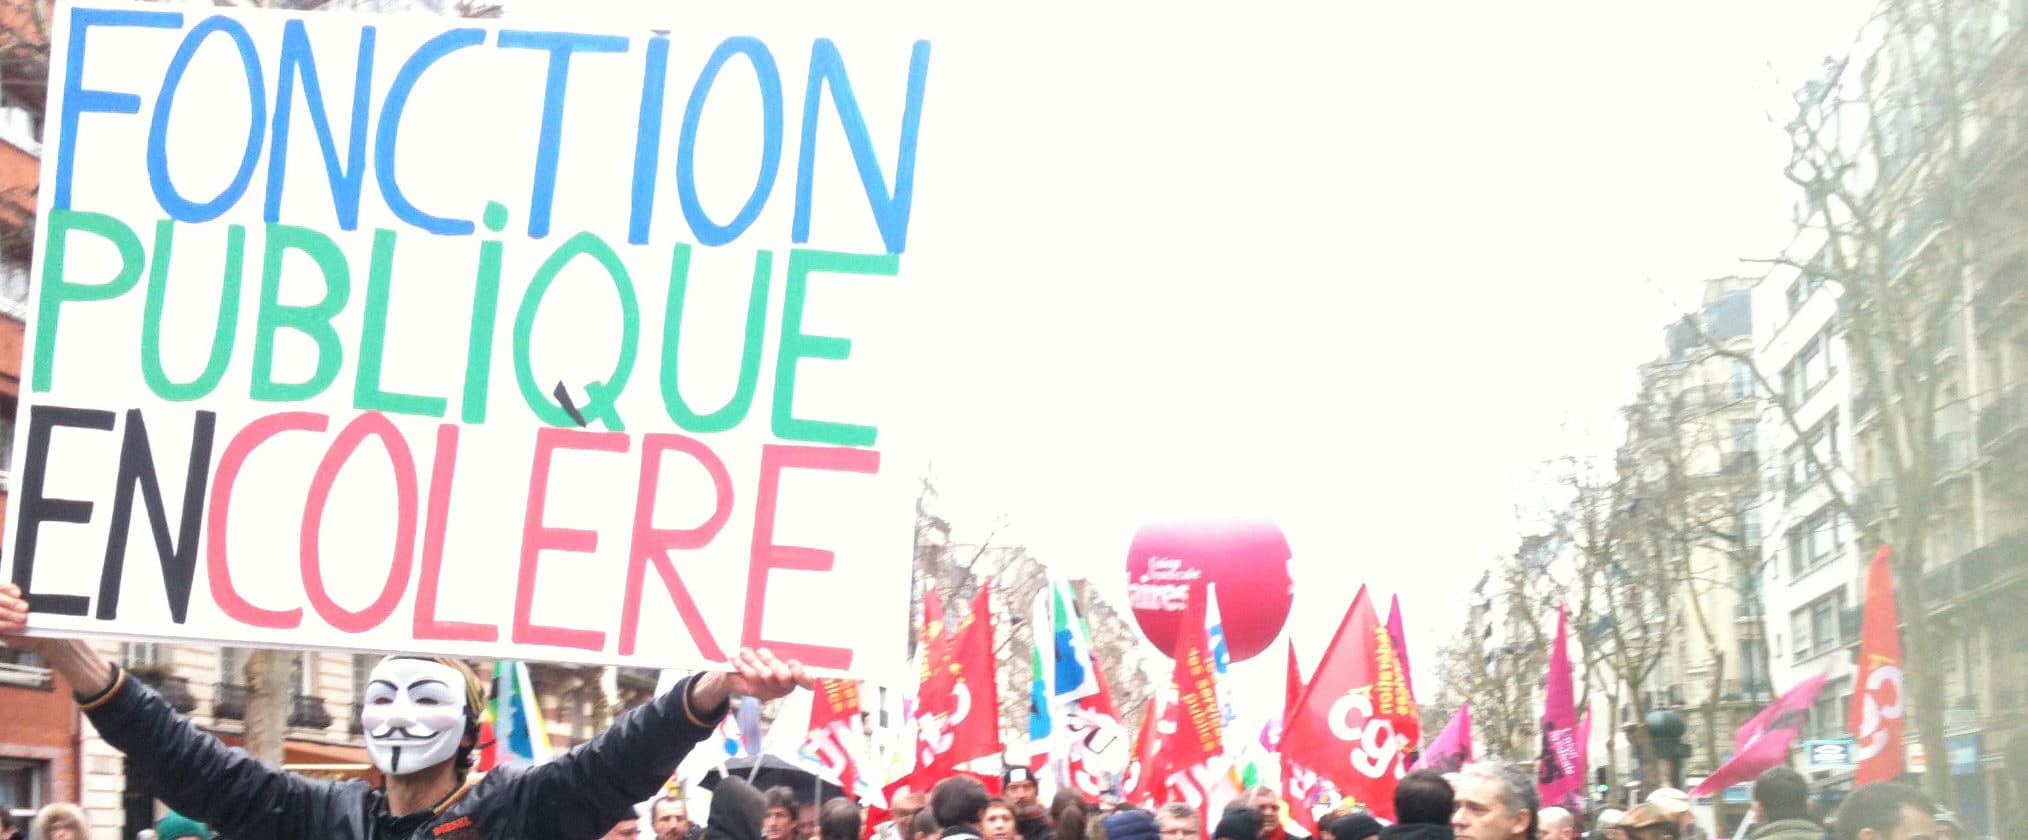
[1327,688,1409,779]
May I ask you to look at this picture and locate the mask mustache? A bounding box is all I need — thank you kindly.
[369,723,443,741]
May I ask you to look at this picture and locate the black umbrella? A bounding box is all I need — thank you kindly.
[700,754,849,804]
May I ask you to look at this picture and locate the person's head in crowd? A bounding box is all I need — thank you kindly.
[1830,782,1937,840]
[1213,805,1262,840]
[708,778,769,840]
[361,656,487,785]
[983,799,1019,840]
[1750,767,1811,826]
[1088,814,1112,840]
[1593,810,1626,840]
[890,790,928,834]
[1004,768,1041,809]
[154,812,211,840]
[764,787,802,840]
[1614,805,1677,840]
[1450,763,1537,840]
[1103,808,1160,840]
[1156,804,1201,840]
[1396,770,1455,826]
[1056,798,1090,840]
[1642,790,1692,838]
[602,819,646,840]
[654,795,696,840]
[1537,807,1576,840]
[1327,811,1382,840]
[931,776,990,831]
[912,808,942,840]
[799,803,821,840]
[1244,787,1281,838]
[29,804,88,840]
[821,798,864,840]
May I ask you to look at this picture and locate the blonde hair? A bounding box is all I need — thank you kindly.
[376,655,488,718]
[373,655,488,779]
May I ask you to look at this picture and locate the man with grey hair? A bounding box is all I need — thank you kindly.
[1156,804,1201,840]
[1449,763,1536,840]
[1535,808,1575,840]
[1245,786,1285,840]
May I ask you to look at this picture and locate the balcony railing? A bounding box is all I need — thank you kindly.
[1721,679,1774,702]
[1937,432,1973,473]
[1924,531,2028,612]
[1886,193,1948,273]
[1974,269,2026,334]
[214,683,248,721]
[1978,384,2028,452]
[127,667,198,714]
[291,694,334,730]
[212,684,335,729]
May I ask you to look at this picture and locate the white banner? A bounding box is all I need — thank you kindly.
[4,0,927,680]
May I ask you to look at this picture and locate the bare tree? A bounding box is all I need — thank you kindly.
[1738,0,2028,809]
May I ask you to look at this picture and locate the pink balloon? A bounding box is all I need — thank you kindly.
[1125,519,1293,662]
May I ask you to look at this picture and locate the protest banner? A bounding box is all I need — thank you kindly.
[3,0,927,680]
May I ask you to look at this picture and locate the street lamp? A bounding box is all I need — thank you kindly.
[1645,709,1689,790]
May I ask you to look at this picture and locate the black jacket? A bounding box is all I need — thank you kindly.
[80,664,727,840]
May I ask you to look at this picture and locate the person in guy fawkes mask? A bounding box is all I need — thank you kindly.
[0,582,814,840]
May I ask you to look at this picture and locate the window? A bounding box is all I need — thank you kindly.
[1731,420,1757,456]
[0,758,45,814]
[1811,679,1851,738]
[1787,273,1824,316]
[1791,588,1848,661]
[221,648,248,686]
[1785,506,1844,576]
[1731,360,1756,398]
[0,647,48,688]
[1781,329,1837,405]
[1738,497,1762,546]
[121,643,163,668]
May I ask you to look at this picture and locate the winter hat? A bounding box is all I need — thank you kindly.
[1212,808,1261,840]
[1326,813,1382,840]
[1644,789,1691,816]
[1102,809,1159,840]
[1003,767,1037,788]
[708,777,769,840]
[154,813,211,840]
[1615,805,1675,830]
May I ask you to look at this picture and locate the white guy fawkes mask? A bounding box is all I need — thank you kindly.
[361,658,469,776]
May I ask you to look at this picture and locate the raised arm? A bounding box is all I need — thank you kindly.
[506,649,816,840]
[0,583,347,840]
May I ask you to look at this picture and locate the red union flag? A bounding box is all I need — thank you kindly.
[1163,585,1225,772]
[1280,586,1415,820]
[807,679,866,799]
[1851,547,1905,785]
[913,584,1001,781]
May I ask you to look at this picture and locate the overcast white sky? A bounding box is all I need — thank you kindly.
[509,0,1871,719]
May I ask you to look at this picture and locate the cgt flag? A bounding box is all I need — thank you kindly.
[1280,586,1416,821]
[1851,547,1906,785]
[1157,585,1225,794]
[806,678,869,802]
[911,584,1001,787]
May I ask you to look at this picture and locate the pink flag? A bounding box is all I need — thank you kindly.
[1690,672,1829,796]
[1536,606,1583,806]
[1387,595,1417,705]
[1410,703,1472,773]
